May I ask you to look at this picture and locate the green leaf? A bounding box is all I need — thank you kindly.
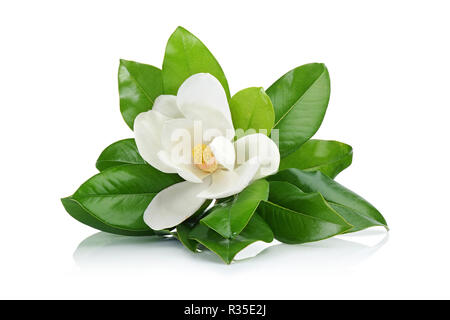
[70,164,182,231]
[229,87,275,135]
[189,214,273,264]
[61,197,155,236]
[118,59,163,129]
[268,169,388,232]
[162,26,230,99]
[200,179,269,238]
[175,199,212,252]
[259,181,352,244]
[96,138,146,172]
[176,224,199,252]
[279,139,353,178]
[328,203,381,233]
[267,63,331,157]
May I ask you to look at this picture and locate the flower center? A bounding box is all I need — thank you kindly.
[192,143,218,173]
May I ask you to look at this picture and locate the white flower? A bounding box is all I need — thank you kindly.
[134,73,280,230]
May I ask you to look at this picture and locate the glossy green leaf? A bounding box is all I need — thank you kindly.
[61,197,155,236]
[279,139,353,178]
[71,164,182,231]
[229,87,275,135]
[162,26,230,99]
[189,214,273,264]
[267,63,330,157]
[175,200,212,252]
[176,224,199,252]
[259,181,352,244]
[118,59,163,129]
[200,179,269,238]
[96,138,146,172]
[268,169,388,232]
[328,203,381,233]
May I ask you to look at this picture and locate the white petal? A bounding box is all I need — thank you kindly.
[234,133,280,180]
[152,95,183,118]
[208,135,235,171]
[161,118,195,152]
[143,179,211,230]
[157,119,209,183]
[176,164,211,183]
[197,159,259,199]
[177,73,234,140]
[134,110,176,173]
[158,150,210,184]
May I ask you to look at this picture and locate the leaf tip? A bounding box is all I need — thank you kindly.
[174,26,189,35]
[94,161,102,172]
[60,196,74,212]
[119,58,130,66]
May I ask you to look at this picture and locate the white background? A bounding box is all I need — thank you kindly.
[1,0,449,299]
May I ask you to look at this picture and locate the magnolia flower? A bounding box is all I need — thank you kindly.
[134,73,280,230]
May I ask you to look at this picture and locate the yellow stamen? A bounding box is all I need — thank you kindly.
[192,144,218,173]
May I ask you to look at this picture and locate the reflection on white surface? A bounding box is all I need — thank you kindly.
[74,228,389,271]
